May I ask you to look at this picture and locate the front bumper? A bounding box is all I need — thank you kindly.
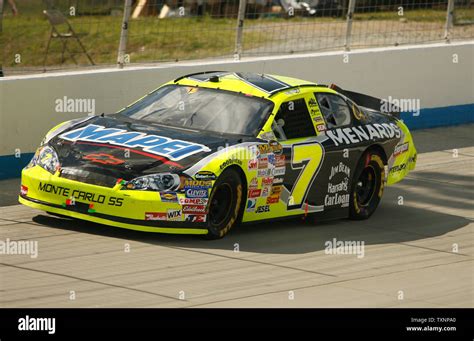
[19,166,208,235]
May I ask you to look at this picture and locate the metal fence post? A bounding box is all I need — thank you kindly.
[117,0,133,69]
[0,0,4,77]
[234,0,247,61]
[444,0,455,43]
[344,0,356,51]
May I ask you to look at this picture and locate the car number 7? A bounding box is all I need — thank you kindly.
[288,142,324,209]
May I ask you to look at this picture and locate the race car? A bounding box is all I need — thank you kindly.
[19,71,417,239]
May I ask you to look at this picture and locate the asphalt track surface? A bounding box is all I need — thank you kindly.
[0,125,472,307]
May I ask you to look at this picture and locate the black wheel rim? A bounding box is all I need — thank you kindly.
[209,183,234,226]
[355,166,377,207]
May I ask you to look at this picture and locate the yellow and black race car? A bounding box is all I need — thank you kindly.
[19,72,417,239]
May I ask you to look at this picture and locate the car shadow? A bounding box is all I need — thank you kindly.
[31,168,472,255]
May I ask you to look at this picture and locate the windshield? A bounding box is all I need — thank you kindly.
[118,85,274,136]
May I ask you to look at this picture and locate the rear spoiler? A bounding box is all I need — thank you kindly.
[329,84,400,119]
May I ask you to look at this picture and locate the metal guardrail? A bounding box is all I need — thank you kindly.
[0,0,472,75]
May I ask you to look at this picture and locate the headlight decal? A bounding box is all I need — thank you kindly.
[26,146,61,174]
[124,173,181,191]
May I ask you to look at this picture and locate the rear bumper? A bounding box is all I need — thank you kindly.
[19,166,208,235]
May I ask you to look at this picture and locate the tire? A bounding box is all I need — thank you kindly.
[205,168,244,239]
[349,151,386,220]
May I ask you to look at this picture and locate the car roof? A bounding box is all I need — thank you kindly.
[172,71,319,99]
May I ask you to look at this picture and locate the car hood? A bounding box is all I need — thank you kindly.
[48,115,255,186]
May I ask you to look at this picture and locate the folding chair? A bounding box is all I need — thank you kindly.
[42,9,95,67]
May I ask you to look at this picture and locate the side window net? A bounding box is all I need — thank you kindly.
[274,98,316,140]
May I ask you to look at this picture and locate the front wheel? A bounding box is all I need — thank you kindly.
[206,168,244,239]
[349,151,385,220]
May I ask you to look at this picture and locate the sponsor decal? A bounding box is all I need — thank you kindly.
[258,157,269,169]
[20,185,28,196]
[329,162,351,180]
[261,187,270,197]
[249,177,259,189]
[325,162,350,208]
[246,199,256,212]
[38,182,123,206]
[184,180,213,188]
[167,209,182,221]
[272,177,284,184]
[271,185,282,195]
[266,185,281,204]
[249,145,260,157]
[275,155,286,167]
[182,205,207,214]
[313,115,324,123]
[260,131,277,141]
[179,198,207,205]
[220,157,242,170]
[248,159,258,171]
[159,192,178,203]
[327,178,349,194]
[272,167,285,176]
[393,142,409,157]
[248,189,262,198]
[389,163,407,173]
[267,154,276,166]
[60,124,210,161]
[256,205,270,213]
[266,195,280,204]
[269,141,283,155]
[63,197,75,207]
[258,169,272,177]
[185,188,209,198]
[308,98,318,107]
[145,212,167,221]
[262,177,273,186]
[257,144,272,154]
[185,214,206,223]
[326,123,402,146]
[316,124,326,132]
[324,193,349,207]
[195,171,217,181]
[83,153,125,165]
[352,104,366,121]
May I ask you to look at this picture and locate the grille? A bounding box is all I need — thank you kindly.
[60,168,118,188]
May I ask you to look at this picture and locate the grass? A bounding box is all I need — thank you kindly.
[2,8,473,69]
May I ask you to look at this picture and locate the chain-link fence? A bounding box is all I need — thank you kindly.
[1,0,472,75]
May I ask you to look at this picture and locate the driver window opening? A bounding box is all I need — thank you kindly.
[272,98,316,140]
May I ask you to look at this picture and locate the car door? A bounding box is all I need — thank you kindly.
[311,91,363,212]
[270,93,328,214]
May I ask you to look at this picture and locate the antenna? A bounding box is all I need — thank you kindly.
[261,61,266,77]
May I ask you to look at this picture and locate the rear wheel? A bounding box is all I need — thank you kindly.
[349,151,385,220]
[206,168,244,239]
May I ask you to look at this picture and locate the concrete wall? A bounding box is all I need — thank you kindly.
[1,41,473,178]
